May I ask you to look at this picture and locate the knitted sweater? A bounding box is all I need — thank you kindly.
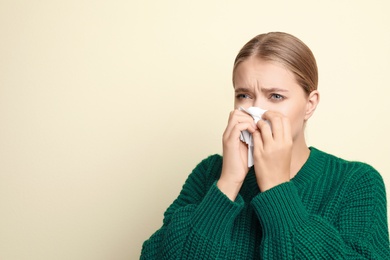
[140,147,390,259]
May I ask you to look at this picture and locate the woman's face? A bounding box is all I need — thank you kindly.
[233,57,317,142]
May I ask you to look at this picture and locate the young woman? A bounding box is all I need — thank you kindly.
[140,32,390,259]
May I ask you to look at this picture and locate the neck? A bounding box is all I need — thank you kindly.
[290,137,310,179]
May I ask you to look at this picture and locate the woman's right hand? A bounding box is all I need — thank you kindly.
[217,109,257,201]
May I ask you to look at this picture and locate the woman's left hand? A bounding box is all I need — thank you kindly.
[252,111,293,192]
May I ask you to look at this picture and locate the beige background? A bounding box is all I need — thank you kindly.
[1,0,389,259]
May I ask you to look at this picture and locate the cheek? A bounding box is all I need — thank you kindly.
[281,105,307,131]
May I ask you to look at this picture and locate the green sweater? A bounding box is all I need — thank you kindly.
[141,147,390,259]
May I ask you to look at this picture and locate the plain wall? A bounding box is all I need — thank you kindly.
[1,0,389,259]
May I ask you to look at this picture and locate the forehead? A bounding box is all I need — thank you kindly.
[233,57,298,89]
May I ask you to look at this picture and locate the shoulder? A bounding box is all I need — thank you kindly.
[311,147,384,185]
[307,148,387,213]
[194,154,223,172]
[183,154,223,188]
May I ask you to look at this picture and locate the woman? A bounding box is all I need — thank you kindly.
[140,32,390,259]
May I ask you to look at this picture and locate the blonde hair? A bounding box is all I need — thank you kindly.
[233,32,318,95]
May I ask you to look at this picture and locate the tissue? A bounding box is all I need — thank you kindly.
[239,106,267,167]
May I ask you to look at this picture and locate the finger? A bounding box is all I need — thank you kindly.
[262,111,285,141]
[227,122,256,140]
[224,110,257,137]
[257,119,273,145]
[252,129,263,151]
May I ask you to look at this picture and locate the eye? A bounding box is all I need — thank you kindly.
[236,93,252,99]
[270,93,285,101]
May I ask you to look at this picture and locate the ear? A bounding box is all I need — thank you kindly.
[304,90,320,121]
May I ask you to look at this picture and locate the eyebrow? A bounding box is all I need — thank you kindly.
[235,87,289,93]
[234,87,252,93]
[261,87,289,93]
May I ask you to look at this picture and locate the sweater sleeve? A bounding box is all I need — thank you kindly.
[251,166,390,259]
[140,155,245,259]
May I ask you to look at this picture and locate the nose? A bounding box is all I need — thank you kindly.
[253,98,266,109]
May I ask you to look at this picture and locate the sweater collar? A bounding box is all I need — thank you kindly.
[291,147,326,189]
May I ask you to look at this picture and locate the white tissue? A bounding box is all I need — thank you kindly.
[239,106,267,167]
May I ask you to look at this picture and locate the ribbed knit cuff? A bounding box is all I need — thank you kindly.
[191,181,244,243]
[251,182,309,235]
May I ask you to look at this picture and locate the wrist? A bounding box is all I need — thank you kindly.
[217,177,243,201]
[257,176,290,192]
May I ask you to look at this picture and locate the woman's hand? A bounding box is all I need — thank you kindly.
[217,109,257,201]
[252,111,293,192]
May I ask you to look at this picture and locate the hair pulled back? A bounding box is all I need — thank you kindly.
[233,32,318,95]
